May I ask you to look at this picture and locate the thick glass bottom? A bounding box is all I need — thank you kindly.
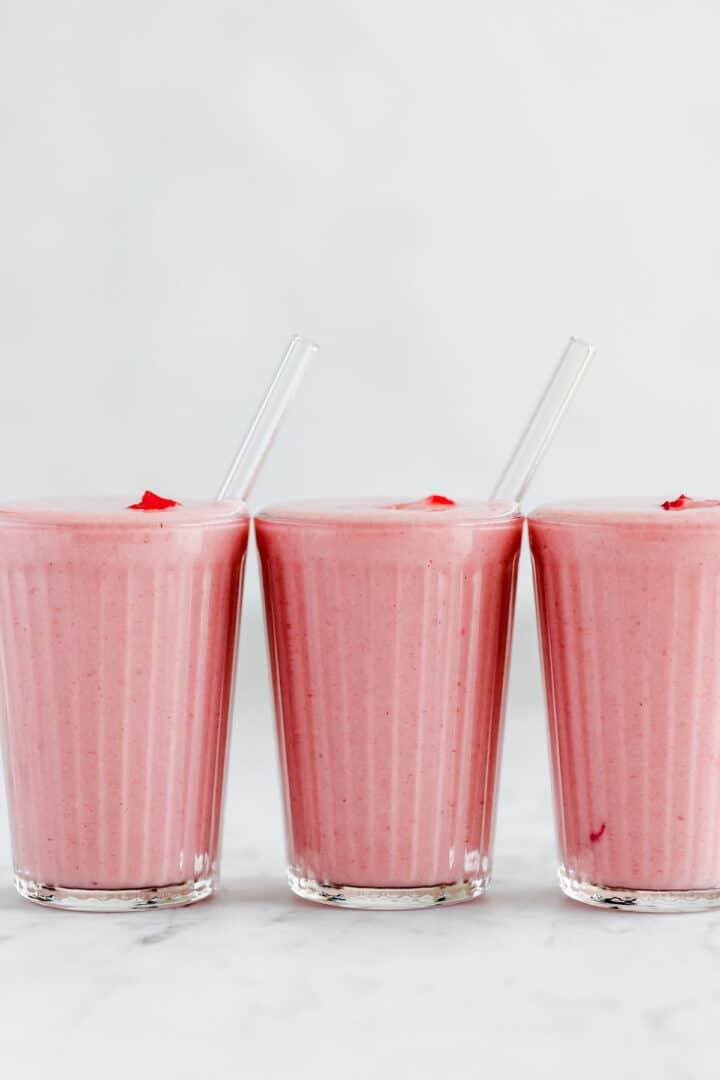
[288,869,488,910]
[14,874,215,912]
[559,868,720,913]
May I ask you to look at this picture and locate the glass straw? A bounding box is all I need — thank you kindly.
[490,336,595,505]
[216,335,319,502]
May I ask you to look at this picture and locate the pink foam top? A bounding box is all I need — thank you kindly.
[0,496,248,528]
[256,496,520,527]
[530,496,720,527]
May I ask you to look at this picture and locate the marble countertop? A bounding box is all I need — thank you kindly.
[0,614,718,1079]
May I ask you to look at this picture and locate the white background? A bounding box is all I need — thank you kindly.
[2,3,720,1077]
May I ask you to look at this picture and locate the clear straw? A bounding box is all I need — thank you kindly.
[490,336,595,505]
[216,335,319,502]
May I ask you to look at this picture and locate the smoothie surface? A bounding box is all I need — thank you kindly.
[0,496,247,527]
[257,496,519,527]
[530,495,720,526]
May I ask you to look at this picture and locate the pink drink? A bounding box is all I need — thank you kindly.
[256,496,522,909]
[0,497,249,910]
[530,497,720,912]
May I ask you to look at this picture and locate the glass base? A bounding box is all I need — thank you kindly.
[14,875,215,912]
[288,869,488,910]
[559,869,720,913]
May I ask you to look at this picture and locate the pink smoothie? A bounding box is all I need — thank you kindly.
[256,497,522,906]
[0,496,249,908]
[530,497,720,903]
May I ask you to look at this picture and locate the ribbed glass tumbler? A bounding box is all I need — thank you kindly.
[530,496,720,912]
[0,497,249,911]
[256,496,523,910]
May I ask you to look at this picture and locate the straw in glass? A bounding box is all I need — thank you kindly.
[490,336,595,506]
[216,335,319,502]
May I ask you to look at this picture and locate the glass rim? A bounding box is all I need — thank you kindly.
[256,495,523,528]
[529,495,720,528]
[0,496,249,529]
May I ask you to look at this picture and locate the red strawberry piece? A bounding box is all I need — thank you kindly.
[127,490,181,511]
[389,495,456,511]
[661,495,720,511]
[661,494,691,510]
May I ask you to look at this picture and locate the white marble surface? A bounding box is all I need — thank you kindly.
[0,600,719,1079]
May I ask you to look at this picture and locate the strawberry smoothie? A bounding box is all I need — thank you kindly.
[0,495,249,910]
[530,496,720,911]
[256,496,522,909]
